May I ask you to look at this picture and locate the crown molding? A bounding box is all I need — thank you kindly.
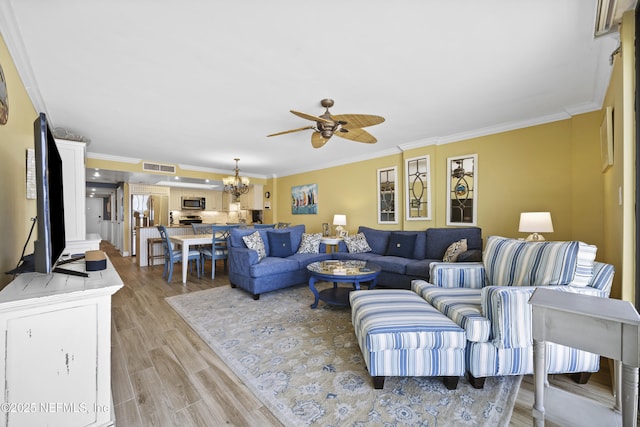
[276,146,403,178]
[0,0,48,117]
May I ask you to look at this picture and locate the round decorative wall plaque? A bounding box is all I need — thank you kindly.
[0,63,7,125]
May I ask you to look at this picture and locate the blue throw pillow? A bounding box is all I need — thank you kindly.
[267,231,293,257]
[385,232,417,258]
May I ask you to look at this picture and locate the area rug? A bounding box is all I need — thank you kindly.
[166,284,521,426]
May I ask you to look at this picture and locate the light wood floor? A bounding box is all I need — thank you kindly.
[107,241,618,426]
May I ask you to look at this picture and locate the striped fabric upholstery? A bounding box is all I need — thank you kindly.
[568,242,598,287]
[350,290,466,377]
[466,341,600,377]
[482,286,534,349]
[587,261,615,293]
[483,236,579,287]
[413,285,490,343]
[428,262,486,288]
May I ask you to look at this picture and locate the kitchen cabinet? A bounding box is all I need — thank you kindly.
[206,190,223,211]
[169,188,182,210]
[240,184,264,210]
[222,191,234,211]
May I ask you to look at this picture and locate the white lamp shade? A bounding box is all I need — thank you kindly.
[519,212,554,233]
[333,214,347,226]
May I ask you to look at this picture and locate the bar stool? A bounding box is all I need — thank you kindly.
[147,237,164,266]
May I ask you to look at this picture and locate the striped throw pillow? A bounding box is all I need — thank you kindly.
[568,242,597,287]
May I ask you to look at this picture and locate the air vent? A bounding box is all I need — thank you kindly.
[142,162,176,174]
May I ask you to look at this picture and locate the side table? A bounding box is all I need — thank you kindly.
[529,288,640,427]
[320,237,342,253]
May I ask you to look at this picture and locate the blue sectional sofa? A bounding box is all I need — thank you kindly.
[227,224,483,299]
[333,226,482,289]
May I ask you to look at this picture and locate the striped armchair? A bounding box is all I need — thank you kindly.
[412,236,614,388]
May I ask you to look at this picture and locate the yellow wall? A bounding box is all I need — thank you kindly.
[275,153,403,234]
[598,11,636,301]
[274,115,604,249]
[0,34,37,287]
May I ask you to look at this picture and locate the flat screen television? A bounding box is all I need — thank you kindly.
[33,112,67,274]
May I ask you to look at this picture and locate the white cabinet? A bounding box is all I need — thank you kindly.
[240,184,263,210]
[169,188,182,210]
[206,190,223,211]
[222,191,234,211]
[55,139,86,243]
[0,257,123,427]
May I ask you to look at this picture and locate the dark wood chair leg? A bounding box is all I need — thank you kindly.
[373,376,385,389]
[570,372,592,384]
[442,376,459,390]
[466,372,486,389]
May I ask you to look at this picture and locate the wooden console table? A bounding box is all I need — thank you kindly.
[530,288,640,427]
[0,256,123,426]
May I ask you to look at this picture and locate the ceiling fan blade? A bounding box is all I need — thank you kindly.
[290,110,334,125]
[311,131,330,148]
[331,114,385,129]
[334,127,377,144]
[267,126,314,137]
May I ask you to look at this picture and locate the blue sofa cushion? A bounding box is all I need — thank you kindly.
[373,256,413,274]
[248,256,300,277]
[405,258,440,278]
[358,226,390,255]
[386,232,417,258]
[425,227,482,259]
[268,231,293,257]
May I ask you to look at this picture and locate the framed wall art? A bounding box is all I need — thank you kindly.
[446,154,477,226]
[600,105,613,172]
[405,155,431,220]
[291,183,318,215]
[377,166,398,224]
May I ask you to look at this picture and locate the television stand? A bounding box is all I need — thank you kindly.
[0,256,123,426]
[52,267,89,278]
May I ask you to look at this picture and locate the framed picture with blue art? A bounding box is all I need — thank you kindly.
[291,183,318,215]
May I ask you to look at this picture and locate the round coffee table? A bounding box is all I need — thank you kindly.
[307,260,382,309]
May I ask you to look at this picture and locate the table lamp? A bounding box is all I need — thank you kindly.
[519,212,554,241]
[333,214,347,236]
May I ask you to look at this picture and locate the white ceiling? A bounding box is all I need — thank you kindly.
[0,0,625,185]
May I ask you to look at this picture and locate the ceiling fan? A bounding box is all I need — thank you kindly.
[267,99,385,148]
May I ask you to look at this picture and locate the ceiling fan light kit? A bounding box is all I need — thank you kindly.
[268,99,385,148]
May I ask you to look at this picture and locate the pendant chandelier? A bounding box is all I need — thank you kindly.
[223,158,250,198]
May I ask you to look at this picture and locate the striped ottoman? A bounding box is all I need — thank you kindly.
[350,289,466,389]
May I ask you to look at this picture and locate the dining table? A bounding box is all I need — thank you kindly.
[168,233,213,284]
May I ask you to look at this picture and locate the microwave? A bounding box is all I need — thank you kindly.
[181,197,206,210]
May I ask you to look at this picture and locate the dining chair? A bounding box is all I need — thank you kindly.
[199,224,239,279]
[191,223,212,234]
[157,225,201,282]
[254,223,276,229]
